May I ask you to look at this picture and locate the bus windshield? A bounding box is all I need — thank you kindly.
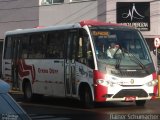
[90,26,152,69]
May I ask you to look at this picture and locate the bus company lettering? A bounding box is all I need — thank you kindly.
[38,68,58,74]
[49,68,58,74]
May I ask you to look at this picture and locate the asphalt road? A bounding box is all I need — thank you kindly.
[11,93,160,120]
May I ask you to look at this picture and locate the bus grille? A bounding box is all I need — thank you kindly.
[111,70,147,77]
[113,89,148,98]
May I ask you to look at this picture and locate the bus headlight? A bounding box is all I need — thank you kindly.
[147,80,158,87]
[97,79,105,85]
[97,79,113,86]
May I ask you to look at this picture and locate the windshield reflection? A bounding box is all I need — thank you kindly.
[90,26,152,67]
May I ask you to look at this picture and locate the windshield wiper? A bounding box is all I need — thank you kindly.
[112,46,147,72]
[122,48,149,73]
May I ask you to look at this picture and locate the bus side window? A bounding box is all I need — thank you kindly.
[4,37,12,59]
[46,31,64,59]
[21,35,30,59]
[87,42,94,69]
[77,29,94,69]
[28,33,46,59]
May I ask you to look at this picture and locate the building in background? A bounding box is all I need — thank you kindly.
[0,0,160,73]
[0,0,159,48]
[0,0,39,76]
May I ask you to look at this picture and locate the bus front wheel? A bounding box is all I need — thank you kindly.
[80,87,94,109]
[24,82,33,102]
[135,100,146,106]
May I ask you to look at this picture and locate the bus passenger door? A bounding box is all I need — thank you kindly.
[65,30,78,97]
[11,37,21,90]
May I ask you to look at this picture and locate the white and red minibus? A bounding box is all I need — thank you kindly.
[2,20,158,108]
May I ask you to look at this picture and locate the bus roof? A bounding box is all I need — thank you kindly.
[5,20,130,36]
[5,23,81,36]
[80,20,124,27]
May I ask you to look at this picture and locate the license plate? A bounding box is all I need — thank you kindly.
[125,96,136,101]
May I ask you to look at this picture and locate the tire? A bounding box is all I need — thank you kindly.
[24,82,33,102]
[80,87,94,109]
[135,100,146,106]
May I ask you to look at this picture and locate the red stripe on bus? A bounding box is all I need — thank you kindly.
[18,59,36,84]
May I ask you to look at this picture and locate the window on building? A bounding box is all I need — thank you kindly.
[53,0,64,3]
[40,0,64,5]
[70,0,96,2]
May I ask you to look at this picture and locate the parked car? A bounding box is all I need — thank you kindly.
[0,79,31,120]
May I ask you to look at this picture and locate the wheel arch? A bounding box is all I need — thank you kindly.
[78,82,94,101]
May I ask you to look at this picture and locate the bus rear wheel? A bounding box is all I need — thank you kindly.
[24,82,33,102]
[80,87,94,109]
[135,100,146,106]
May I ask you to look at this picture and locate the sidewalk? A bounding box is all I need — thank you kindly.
[9,89,23,95]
